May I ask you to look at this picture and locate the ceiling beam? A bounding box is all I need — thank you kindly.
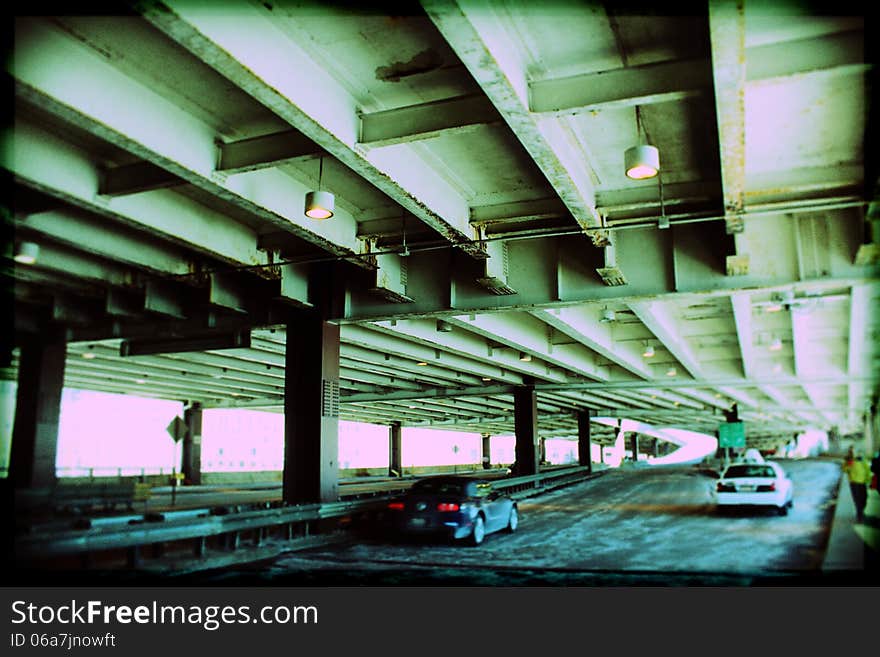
[217,129,320,174]
[99,161,185,196]
[372,318,570,383]
[341,324,525,385]
[5,120,265,267]
[11,18,362,258]
[447,313,610,381]
[708,0,747,236]
[530,306,654,379]
[359,94,501,148]
[530,29,865,116]
[140,2,484,257]
[421,0,606,242]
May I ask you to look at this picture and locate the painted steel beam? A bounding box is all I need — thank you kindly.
[11,18,362,258]
[447,313,609,381]
[341,323,524,384]
[708,0,747,235]
[421,0,605,240]
[217,129,320,174]
[5,120,266,268]
[530,29,865,115]
[470,197,569,226]
[530,57,710,115]
[99,161,185,196]
[730,292,754,379]
[18,208,193,276]
[372,318,569,383]
[359,94,501,148]
[140,2,482,257]
[530,306,654,379]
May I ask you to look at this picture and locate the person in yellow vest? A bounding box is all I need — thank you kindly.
[843,453,872,522]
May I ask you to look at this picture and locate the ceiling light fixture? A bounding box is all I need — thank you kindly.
[769,336,783,351]
[666,367,677,377]
[625,106,659,180]
[416,361,428,366]
[14,241,40,265]
[642,343,655,358]
[519,352,532,362]
[304,154,334,220]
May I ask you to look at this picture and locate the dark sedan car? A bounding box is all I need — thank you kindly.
[384,476,518,546]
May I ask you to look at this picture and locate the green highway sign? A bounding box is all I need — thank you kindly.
[718,421,746,448]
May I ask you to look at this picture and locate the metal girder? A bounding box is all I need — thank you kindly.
[421,0,605,240]
[372,318,570,383]
[18,208,193,276]
[470,197,569,227]
[359,94,501,148]
[531,57,709,115]
[340,324,525,385]
[791,305,838,427]
[5,120,266,267]
[217,129,320,174]
[344,218,866,321]
[447,313,610,381]
[68,343,286,392]
[530,29,866,116]
[628,299,701,378]
[730,292,754,378]
[99,161,184,196]
[530,306,654,379]
[338,343,484,387]
[139,2,483,257]
[11,18,362,258]
[708,0,746,236]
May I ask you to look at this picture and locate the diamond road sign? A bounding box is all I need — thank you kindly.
[166,416,188,443]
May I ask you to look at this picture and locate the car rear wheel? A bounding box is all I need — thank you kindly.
[777,504,788,516]
[505,507,518,533]
[469,515,485,546]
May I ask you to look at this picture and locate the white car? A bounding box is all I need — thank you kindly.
[711,461,794,515]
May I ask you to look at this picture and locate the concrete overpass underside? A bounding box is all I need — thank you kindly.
[3,2,879,505]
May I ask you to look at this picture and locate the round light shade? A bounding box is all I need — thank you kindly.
[642,344,655,358]
[304,190,335,219]
[14,241,40,265]
[625,144,660,179]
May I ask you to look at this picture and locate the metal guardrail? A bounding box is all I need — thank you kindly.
[15,465,599,561]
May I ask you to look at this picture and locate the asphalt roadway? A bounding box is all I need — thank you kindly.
[198,457,864,586]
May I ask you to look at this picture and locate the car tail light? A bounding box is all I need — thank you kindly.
[716,482,736,493]
[757,483,776,492]
[437,503,460,512]
[387,502,404,511]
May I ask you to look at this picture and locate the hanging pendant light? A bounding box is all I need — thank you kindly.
[14,241,40,265]
[625,107,660,180]
[304,154,334,219]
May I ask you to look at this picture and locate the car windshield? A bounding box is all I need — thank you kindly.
[410,480,465,496]
[724,465,776,478]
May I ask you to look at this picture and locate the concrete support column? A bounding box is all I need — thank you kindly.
[182,402,203,485]
[577,410,592,472]
[389,422,402,476]
[481,433,491,469]
[10,337,66,489]
[632,433,640,462]
[283,314,340,505]
[513,385,538,476]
